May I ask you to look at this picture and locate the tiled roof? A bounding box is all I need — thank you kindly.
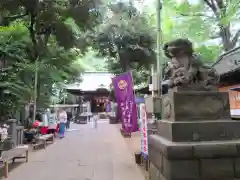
[212,46,240,75]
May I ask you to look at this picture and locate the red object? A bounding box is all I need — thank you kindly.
[32,120,40,128]
[40,127,48,135]
[56,124,59,133]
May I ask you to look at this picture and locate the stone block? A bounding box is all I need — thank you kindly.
[162,157,199,180]
[234,158,240,178]
[149,162,162,180]
[149,134,240,160]
[149,135,194,160]
[234,143,240,156]
[193,143,238,158]
[148,145,163,171]
[200,159,234,179]
[156,120,240,142]
[163,91,231,122]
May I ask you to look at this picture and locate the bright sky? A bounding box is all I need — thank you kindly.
[130,0,200,13]
[67,72,113,91]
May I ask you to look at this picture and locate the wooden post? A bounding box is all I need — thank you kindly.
[44,140,46,149]
[26,150,29,162]
[4,161,8,178]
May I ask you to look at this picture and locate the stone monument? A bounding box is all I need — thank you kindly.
[148,39,240,180]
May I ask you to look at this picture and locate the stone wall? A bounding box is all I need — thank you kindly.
[149,134,240,180]
[148,91,240,180]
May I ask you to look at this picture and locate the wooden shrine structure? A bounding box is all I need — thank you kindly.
[66,72,112,113]
[213,46,240,118]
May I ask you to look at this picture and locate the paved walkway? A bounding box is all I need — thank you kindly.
[3,122,145,180]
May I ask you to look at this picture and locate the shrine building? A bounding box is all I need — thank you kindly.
[213,46,240,118]
[66,71,113,112]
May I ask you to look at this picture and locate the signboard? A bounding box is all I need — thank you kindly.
[111,72,138,133]
[139,103,148,158]
[219,86,240,117]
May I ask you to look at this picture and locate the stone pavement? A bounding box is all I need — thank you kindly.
[3,122,145,180]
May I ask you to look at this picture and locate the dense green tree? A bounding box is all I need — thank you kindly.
[158,0,240,52]
[91,1,155,85]
[0,0,102,120]
[174,0,240,51]
[143,0,240,65]
[0,22,82,118]
[77,48,107,71]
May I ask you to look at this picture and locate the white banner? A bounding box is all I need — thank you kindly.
[139,103,148,157]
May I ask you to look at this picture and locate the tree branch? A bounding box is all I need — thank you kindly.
[203,0,214,9]
[179,13,214,19]
[210,34,221,39]
[4,13,28,21]
[231,29,240,47]
[203,0,219,17]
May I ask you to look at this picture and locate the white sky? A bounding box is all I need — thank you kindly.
[132,0,199,11]
[67,73,113,91]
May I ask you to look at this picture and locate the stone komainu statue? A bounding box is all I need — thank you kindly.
[163,39,219,90]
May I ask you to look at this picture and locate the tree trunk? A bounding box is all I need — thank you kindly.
[119,51,130,72]
[219,24,233,51]
[204,0,240,51]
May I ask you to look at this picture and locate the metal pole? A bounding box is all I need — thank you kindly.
[151,65,154,97]
[156,0,163,96]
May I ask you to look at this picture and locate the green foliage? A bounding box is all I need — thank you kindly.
[143,0,240,64]
[195,45,222,63]
[92,1,156,76]
[0,0,103,119]
[76,47,107,71]
[0,0,101,49]
[163,0,240,51]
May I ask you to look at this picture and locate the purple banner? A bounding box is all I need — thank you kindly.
[112,72,138,133]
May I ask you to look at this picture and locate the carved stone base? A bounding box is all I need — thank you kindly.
[149,134,240,180]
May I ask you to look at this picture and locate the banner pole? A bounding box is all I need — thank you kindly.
[130,70,137,136]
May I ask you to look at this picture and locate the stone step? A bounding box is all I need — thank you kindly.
[148,134,240,160]
[156,120,240,142]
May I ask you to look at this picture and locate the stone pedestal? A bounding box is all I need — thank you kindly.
[6,119,17,148]
[148,91,240,180]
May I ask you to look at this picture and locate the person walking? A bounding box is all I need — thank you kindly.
[47,109,57,137]
[66,111,72,129]
[92,113,99,129]
[57,108,67,138]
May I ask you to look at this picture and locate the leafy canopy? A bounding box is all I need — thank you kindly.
[92,2,156,72]
[0,0,102,118]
